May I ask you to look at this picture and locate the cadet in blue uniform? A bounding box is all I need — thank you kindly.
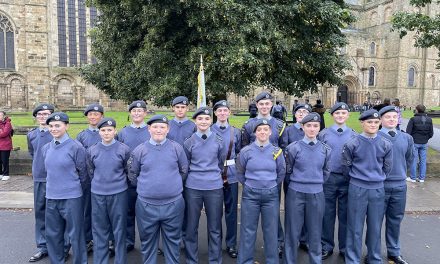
[76,103,105,254]
[241,91,287,256]
[343,109,393,264]
[211,100,241,259]
[167,96,196,146]
[129,115,189,264]
[87,117,131,264]
[28,103,54,262]
[42,112,88,264]
[285,104,311,144]
[284,113,331,264]
[236,118,286,264]
[375,106,414,264]
[183,107,225,264]
[116,100,150,252]
[319,103,357,260]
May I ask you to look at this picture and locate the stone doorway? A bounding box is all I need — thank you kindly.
[337,85,348,103]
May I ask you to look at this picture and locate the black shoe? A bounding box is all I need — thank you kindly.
[86,240,93,254]
[226,247,238,258]
[299,243,309,252]
[109,242,115,258]
[157,248,164,255]
[322,250,333,260]
[278,245,284,259]
[29,251,48,262]
[388,255,409,264]
[126,244,134,253]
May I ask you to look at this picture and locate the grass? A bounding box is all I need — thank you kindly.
[8,110,439,152]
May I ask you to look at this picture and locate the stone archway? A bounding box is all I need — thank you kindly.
[337,85,348,103]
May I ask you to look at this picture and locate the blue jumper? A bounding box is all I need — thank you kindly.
[236,142,286,188]
[27,128,52,182]
[286,123,305,144]
[318,125,357,174]
[77,128,101,149]
[116,125,150,151]
[183,132,225,190]
[285,140,331,193]
[129,139,189,205]
[378,129,415,188]
[211,124,241,184]
[42,136,88,199]
[87,141,131,195]
[342,135,393,189]
[167,118,196,146]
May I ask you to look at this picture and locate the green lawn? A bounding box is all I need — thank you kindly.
[8,110,439,152]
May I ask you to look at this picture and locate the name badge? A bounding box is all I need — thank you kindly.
[224,159,235,166]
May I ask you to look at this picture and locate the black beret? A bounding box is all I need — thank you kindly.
[300,112,321,124]
[253,118,271,132]
[128,100,147,111]
[33,103,55,117]
[294,104,311,113]
[147,115,169,125]
[172,96,189,106]
[84,103,104,116]
[213,100,230,111]
[192,107,212,119]
[359,109,380,121]
[46,112,69,125]
[255,91,273,102]
[97,117,116,129]
[330,102,349,115]
[379,106,398,117]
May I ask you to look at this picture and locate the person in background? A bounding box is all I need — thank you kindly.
[248,100,258,119]
[0,111,12,181]
[271,100,287,122]
[406,104,434,183]
[312,99,326,131]
[27,103,54,262]
[392,99,402,130]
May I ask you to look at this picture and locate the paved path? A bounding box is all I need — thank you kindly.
[1,175,440,212]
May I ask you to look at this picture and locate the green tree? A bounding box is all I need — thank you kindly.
[81,0,354,106]
[392,0,440,67]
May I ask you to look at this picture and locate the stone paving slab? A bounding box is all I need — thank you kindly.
[2,175,440,212]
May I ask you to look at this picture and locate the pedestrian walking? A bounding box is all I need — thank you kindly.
[88,117,130,264]
[376,106,414,264]
[236,118,286,264]
[42,112,88,264]
[406,104,434,183]
[319,103,357,260]
[27,103,54,262]
[284,113,331,264]
[343,109,393,264]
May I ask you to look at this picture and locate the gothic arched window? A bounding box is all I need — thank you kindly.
[368,66,376,86]
[408,66,416,87]
[0,14,15,69]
